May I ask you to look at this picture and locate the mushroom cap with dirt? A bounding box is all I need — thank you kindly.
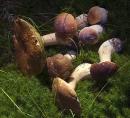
[13,18,45,75]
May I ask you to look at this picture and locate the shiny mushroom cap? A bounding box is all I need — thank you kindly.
[79,27,98,44]
[54,12,77,43]
[90,61,118,80]
[87,6,108,25]
[13,18,45,75]
[47,54,73,80]
[52,77,81,115]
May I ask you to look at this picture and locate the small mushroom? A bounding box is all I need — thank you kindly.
[75,14,88,30]
[47,51,76,80]
[87,6,108,25]
[79,25,103,44]
[54,12,77,44]
[13,18,45,75]
[52,63,91,115]
[90,38,123,80]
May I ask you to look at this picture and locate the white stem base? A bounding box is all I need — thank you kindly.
[64,51,76,61]
[98,40,115,62]
[69,63,91,89]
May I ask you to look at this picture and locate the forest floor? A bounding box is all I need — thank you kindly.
[0,0,130,118]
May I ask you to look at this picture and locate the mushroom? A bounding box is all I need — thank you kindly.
[41,13,87,46]
[87,6,108,25]
[13,18,45,75]
[54,12,77,44]
[75,13,88,30]
[79,25,104,44]
[47,51,76,80]
[52,63,92,115]
[90,38,123,80]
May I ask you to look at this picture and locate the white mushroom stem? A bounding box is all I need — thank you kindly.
[41,33,73,46]
[64,51,76,61]
[41,33,59,46]
[98,38,122,62]
[68,63,92,90]
[98,40,115,62]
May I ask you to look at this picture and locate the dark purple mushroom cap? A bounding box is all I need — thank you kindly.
[52,77,81,115]
[54,12,77,43]
[87,6,108,25]
[79,27,98,44]
[47,54,73,80]
[90,61,118,80]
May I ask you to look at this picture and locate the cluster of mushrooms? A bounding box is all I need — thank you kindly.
[13,6,123,116]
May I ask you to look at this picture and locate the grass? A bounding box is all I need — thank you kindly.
[0,0,130,117]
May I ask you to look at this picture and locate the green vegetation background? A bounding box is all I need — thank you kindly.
[0,0,130,117]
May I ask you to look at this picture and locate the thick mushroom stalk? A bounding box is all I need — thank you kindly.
[13,18,45,75]
[98,38,122,62]
[41,33,58,46]
[90,38,122,80]
[47,51,76,80]
[69,63,92,89]
[52,63,91,115]
[87,6,108,25]
[79,25,103,44]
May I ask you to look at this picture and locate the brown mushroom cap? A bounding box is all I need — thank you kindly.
[52,77,81,115]
[54,13,77,43]
[47,54,73,80]
[90,61,118,80]
[79,27,98,44]
[13,18,45,75]
[87,6,108,25]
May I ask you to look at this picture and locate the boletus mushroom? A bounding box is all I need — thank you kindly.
[52,63,92,116]
[79,25,104,44]
[87,6,108,25]
[54,12,77,44]
[90,38,123,80]
[47,51,76,80]
[41,13,87,46]
[13,18,45,75]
